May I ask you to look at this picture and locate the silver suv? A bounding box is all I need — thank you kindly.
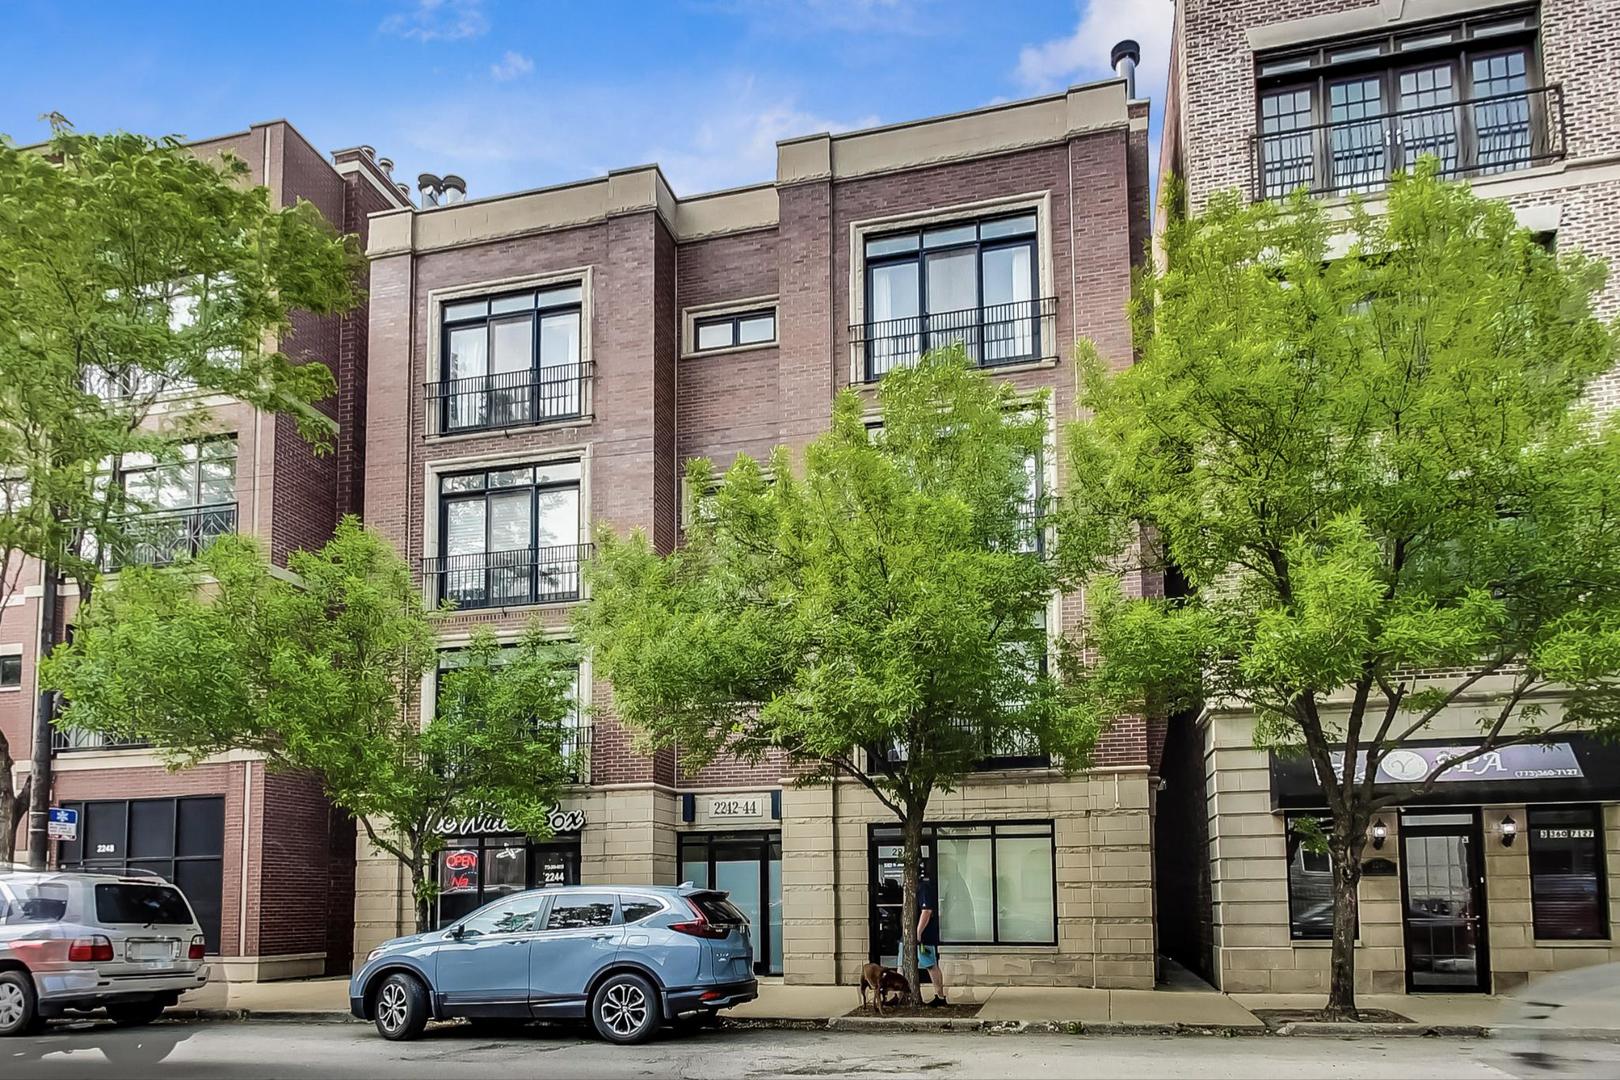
[0,867,209,1036]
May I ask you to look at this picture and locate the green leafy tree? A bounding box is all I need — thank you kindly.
[1061,170,1620,1018]
[0,120,359,862]
[577,351,1092,1000]
[41,519,581,930]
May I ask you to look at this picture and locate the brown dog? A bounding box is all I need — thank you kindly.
[859,962,911,1014]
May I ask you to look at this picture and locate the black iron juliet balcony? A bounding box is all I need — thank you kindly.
[426,362,593,437]
[53,728,149,752]
[425,543,592,611]
[852,296,1058,384]
[1253,83,1565,201]
[106,504,238,570]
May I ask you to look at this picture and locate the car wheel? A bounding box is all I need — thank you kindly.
[373,973,429,1042]
[590,972,658,1045]
[106,1001,167,1027]
[0,970,43,1037]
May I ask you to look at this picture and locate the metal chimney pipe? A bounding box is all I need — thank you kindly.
[417,172,441,207]
[1111,39,1141,100]
[377,157,394,178]
[440,174,467,205]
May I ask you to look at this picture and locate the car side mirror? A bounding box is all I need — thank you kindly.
[448,925,464,940]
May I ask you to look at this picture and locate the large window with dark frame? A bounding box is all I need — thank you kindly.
[869,821,1056,953]
[1255,7,1560,199]
[856,211,1052,382]
[426,462,585,611]
[1528,805,1608,941]
[111,439,237,569]
[1286,813,1336,940]
[435,649,590,779]
[431,283,587,435]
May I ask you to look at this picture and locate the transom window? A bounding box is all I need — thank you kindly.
[430,462,584,610]
[693,308,776,353]
[1255,8,1558,199]
[857,212,1048,381]
[434,284,587,435]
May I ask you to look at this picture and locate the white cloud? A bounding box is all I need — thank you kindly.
[380,0,490,42]
[1015,0,1173,99]
[490,50,534,82]
[714,0,941,36]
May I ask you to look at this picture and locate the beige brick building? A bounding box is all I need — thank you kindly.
[352,73,1162,989]
[1157,0,1620,996]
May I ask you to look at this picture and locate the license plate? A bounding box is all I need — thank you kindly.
[128,941,174,962]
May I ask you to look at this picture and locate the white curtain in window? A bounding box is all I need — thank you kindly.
[444,501,485,557]
[994,836,1055,942]
[937,836,994,941]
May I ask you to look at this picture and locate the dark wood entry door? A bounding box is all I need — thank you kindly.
[1400,810,1489,992]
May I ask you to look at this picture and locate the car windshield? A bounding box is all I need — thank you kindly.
[94,882,193,926]
[0,882,69,924]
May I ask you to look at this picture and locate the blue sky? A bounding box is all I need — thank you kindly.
[2,0,1173,200]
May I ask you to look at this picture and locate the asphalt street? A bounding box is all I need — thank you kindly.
[5,1021,1619,1080]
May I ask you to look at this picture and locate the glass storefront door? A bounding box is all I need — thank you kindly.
[1400,810,1490,992]
[678,831,782,975]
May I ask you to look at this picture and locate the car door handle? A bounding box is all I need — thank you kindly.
[591,934,612,941]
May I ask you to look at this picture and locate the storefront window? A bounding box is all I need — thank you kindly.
[435,834,579,929]
[1529,805,1609,940]
[1286,814,1334,940]
[869,820,1056,954]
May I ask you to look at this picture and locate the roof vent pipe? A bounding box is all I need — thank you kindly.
[1111,39,1141,100]
[417,172,442,207]
[440,174,467,205]
[377,157,394,178]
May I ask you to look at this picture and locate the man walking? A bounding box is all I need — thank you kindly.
[917,875,949,1006]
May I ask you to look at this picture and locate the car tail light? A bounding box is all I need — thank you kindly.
[68,935,115,963]
[669,900,730,940]
[189,935,206,960]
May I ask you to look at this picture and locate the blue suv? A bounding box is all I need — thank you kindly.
[349,885,758,1044]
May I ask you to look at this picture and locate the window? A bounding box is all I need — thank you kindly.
[1255,9,1556,199]
[1529,806,1608,941]
[858,211,1047,381]
[433,284,587,434]
[429,461,584,610]
[620,897,665,923]
[0,882,69,925]
[57,797,225,951]
[457,895,544,938]
[94,883,194,927]
[870,821,1056,947]
[434,835,580,928]
[679,831,782,974]
[692,308,777,353]
[113,440,237,568]
[1286,814,1335,940]
[0,654,20,689]
[545,893,617,930]
[436,649,589,778]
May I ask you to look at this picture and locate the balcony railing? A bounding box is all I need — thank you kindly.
[851,296,1058,383]
[426,363,593,436]
[425,543,592,611]
[106,504,237,570]
[1253,84,1565,201]
[52,728,149,752]
[561,718,591,783]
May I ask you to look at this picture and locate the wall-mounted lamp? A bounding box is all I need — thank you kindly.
[1370,819,1388,851]
[1498,814,1518,848]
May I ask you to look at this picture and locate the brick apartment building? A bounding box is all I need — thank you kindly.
[1156,0,1620,995]
[353,73,1160,988]
[0,121,410,981]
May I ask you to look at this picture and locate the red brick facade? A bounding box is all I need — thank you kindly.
[0,123,409,978]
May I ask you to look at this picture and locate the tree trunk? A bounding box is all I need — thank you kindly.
[0,730,29,865]
[26,565,59,869]
[1324,818,1367,1020]
[410,840,432,934]
[899,802,925,1007]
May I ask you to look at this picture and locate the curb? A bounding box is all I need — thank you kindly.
[166,1009,360,1024]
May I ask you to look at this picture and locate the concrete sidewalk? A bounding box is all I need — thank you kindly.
[178,977,1616,1037]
